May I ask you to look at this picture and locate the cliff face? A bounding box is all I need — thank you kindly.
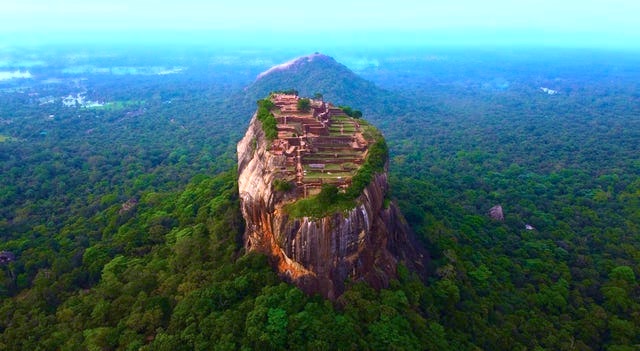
[237,99,425,300]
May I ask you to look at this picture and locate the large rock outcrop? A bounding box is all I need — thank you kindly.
[237,95,425,299]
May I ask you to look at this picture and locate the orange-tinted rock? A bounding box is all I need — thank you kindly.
[237,96,426,299]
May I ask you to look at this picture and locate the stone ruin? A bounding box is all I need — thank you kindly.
[268,93,370,197]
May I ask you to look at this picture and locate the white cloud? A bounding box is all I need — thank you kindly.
[0,70,33,81]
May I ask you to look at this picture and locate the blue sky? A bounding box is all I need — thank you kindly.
[1,0,639,48]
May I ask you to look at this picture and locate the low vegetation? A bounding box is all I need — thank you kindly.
[296,98,311,112]
[272,179,293,192]
[256,99,277,140]
[285,184,355,218]
[285,120,388,219]
[339,105,363,118]
[270,89,298,96]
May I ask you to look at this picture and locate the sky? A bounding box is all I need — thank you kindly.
[1,0,639,48]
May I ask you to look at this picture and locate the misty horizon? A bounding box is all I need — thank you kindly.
[1,0,640,50]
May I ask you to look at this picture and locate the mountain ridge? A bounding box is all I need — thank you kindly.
[255,53,329,79]
[231,53,408,124]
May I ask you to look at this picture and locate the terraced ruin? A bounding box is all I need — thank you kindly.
[238,91,422,299]
[267,93,372,198]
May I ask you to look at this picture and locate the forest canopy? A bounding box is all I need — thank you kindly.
[0,46,639,350]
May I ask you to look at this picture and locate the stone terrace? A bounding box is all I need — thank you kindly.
[268,93,370,197]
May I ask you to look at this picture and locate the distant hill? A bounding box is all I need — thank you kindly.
[231,53,408,123]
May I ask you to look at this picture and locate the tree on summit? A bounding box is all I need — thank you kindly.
[297,98,311,112]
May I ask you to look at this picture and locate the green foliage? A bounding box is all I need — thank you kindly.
[245,55,394,119]
[340,105,353,116]
[386,51,640,350]
[609,266,636,284]
[257,98,275,111]
[296,98,311,112]
[256,99,278,141]
[339,105,362,118]
[316,184,339,204]
[272,179,293,192]
[0,167,437,350]
[285,184,355,219]
[2,48,640,351]
[271,89,298,96]
[346,137,388,198]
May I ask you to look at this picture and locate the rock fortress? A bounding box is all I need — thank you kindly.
[266,93,370,197]
[237,92,426,299]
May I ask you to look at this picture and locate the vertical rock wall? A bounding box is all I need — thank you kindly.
[238,113,425,299]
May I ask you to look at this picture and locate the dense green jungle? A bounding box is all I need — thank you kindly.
[0,45,639,350]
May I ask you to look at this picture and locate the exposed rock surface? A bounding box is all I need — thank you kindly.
[489,205,504,221]
[237,97,426,299]
[119,198,138,215]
